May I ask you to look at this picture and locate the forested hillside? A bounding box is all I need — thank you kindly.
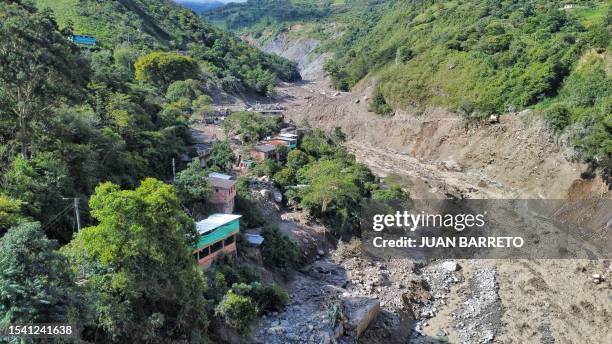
[177,0,225,14]
[0,0,300,341]
[207,0,611,164]
[0,0,298,244]
[35,0,300,92]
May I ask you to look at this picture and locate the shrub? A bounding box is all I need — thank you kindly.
[543,104,571,132]
[261,225,299,270]
[369,89,393,115]
[230,282,288,314]
[252,159,282,177]
[372,186,409,204]
[166,79,201,102]
[215,291,259,334]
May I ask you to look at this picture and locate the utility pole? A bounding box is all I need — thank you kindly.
[62,197,81,232]
[74,198,81,232]
[172,157,176,180]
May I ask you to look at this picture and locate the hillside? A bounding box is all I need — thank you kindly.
[206,0,611,164]
[35,0,300,94]
[177,0,225,14]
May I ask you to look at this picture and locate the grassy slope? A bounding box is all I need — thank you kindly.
[33,0,301,92]
[208,0,611,161]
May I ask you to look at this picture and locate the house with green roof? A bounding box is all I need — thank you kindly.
[193,213,242,268]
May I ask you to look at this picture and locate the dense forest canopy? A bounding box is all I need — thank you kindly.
[0,0,300,341]
[206,0,611,164]
[35,0,300,92]
[0,0,297,243]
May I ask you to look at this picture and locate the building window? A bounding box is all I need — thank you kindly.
[211,240,223,253]
[224,235,235,246]
[215,188,219,193]
[193,252,200,261]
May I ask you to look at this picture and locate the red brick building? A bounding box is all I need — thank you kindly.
[207,173,236,214]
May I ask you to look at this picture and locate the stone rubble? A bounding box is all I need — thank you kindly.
[451,268,502,344]
[255,242,503,344]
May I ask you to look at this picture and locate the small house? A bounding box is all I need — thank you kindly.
[273,134,298,149]
[207,173,236,213]
[250,144,276,163]
[194,214,242,268]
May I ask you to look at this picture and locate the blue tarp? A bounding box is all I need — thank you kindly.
[71,35,96,45]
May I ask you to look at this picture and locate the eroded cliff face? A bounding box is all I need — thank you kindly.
[242,29,332,81]
[241,24,608,199]
[277,75,608,200]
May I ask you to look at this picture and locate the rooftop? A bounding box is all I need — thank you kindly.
[245,233,264,246]
[208,172,233,180]
[208,176,236,189]
[273,136,296,142]
[266,139,289,146]
[196,214,242,235]
[254,144,276,153]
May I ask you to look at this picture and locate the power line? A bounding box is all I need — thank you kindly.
[41,204,74,232]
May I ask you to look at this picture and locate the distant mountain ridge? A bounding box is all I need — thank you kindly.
[176,0,225,14]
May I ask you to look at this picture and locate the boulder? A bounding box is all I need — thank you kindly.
[343,297,381,338]
[441,261,459,272]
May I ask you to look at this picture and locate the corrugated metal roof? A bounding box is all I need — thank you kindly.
[196,214,242,234]
[208,172,233,180]
[245,233,264,246]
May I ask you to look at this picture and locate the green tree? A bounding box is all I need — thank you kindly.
[0,194,22,236]
[229,282,288,314]
[234,177,265,228]
[298,160,361,213]
[261,226,299,270]
[273,168,295,188]
[2,153,71,241]
[214,291,258,335]
[243,66,276,96]
[207,140,236,172]
[62,179,208,343]
[298,159,363,233]
[174,161,212,215]
[134,52,199,88]
[286,149,310,171]
[166,79,201,103]
[0,222,79,329]
[0,2,87,158]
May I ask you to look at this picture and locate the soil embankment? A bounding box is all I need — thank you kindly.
[227,32,611,343]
